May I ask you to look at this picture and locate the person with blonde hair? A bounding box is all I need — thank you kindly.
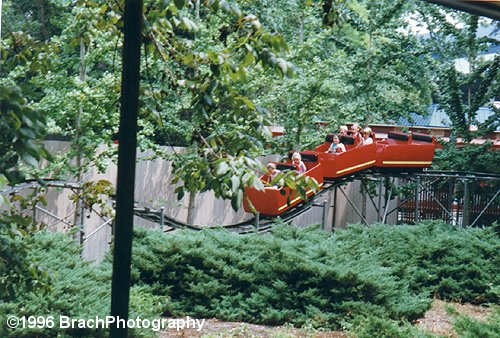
[266,162,281,183]
[362,127,373,145]
[291,152,307,173]
[339,125,348,136]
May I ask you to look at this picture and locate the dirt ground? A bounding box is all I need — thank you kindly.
[159,300,493,338]
[415,299,493,337]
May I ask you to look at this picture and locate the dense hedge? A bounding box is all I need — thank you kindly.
[452,303,500,338]
[129,220,499,329]
[1,220,497,336]
[331,221,499,304]
[0,231,165,338]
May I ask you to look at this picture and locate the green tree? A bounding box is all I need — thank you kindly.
[415,5,499,141]
[412,4,499,173]
[237,0,432,150]
[0,85,51,298]
[2,0,320,209]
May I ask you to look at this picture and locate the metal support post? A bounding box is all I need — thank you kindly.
[415,181,455,220]
[415,176,421,223]
[160,206,165,231]
[469,187,500,227]
[339,187,369,226]
[381,178,394,224]
[79,201,85,245]
[321,200,327,230]
[32,187,38,228]
[448,178,454,224]
[462,179,470,227]
[331,187,337,231]
[255,212,260,232]
[377,177,383,222]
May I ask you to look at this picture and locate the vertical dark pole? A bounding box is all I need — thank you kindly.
[463,179,470,227]
[447,178,454,224]
[321,200,327,230]
[160,206,165,231]
[80,201,85,245]
[110,0,142,337]
[415,176,420,223]
[377,177,383,222]
[331,187,337,231]
[32,187,38,228]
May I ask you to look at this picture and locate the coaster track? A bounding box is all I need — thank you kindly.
[3,170,499,234]
[132,169,500,233]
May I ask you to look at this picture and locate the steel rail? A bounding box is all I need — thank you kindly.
[131,169,500,232]
[3,169,499,233]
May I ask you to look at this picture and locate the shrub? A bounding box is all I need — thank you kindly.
[0,230,165,337]
[346,315,435,338]
[332,221,499,303]
[129,220,499,329]
[452,311,500,338]
[2,219,497,335]
[129,225,428,329]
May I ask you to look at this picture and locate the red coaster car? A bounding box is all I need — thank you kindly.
[375,132,436,171]
[243,157,324,216]
[313,134,377,179]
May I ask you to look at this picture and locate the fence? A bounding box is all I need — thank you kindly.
[397,174,500,227]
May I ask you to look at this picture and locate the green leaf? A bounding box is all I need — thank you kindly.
[176,187,185,201]
[284,175,297,190]
[0,174,8,186]
[252,176,265,191]
[216,162,229,175]
[231,189,243,211]
[230,175,240,193]
[174,0,185,10]
[22,154,39,167]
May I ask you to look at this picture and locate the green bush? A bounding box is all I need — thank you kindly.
[452,308,500,338]
[2,220,497,335]
[0,230,166,337]
[128,220,498,329]
[332,221,499,304]
[346,315,435,338]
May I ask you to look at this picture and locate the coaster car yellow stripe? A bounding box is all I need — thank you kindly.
[336,160,376,175]
[278,183,324,211]
[382,161,432,165]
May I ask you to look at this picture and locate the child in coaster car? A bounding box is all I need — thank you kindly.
[350,123,364,146]
[266,163,281,185]
[291,152,307,173]
[327,134,346,153]
[362,127,373,145]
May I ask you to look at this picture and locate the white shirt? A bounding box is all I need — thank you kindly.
[294,161,307,173]
[328,142,346,153]
[269,170,281,181]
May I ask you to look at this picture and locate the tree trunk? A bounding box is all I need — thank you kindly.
[73,37,86,242]
[299,12,304,44]
[36,0,50,40]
